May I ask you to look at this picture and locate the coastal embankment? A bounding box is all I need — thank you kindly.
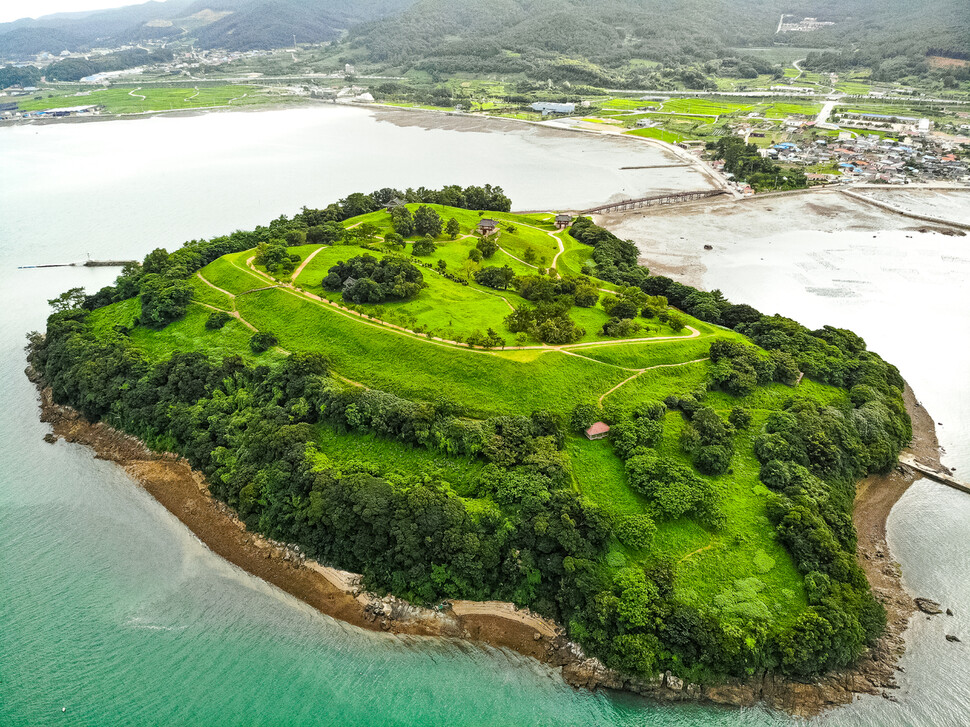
[27,363,946,717]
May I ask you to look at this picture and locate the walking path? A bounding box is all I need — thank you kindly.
[233,250,702,354]
[193,232,714,407]
[597,357,709,405]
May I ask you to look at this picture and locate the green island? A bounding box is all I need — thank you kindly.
[29,184,911,686]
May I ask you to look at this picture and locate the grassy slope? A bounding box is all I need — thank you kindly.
[95,205,835,627]
[88,296,285,365]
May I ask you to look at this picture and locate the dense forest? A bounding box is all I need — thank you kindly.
[0,0,415,57]
[43,47,174,82]
[337,0,970,85]
[29,188,912,686]
[2,0,966,86]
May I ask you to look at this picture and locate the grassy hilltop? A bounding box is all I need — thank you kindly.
[32,187,911,686]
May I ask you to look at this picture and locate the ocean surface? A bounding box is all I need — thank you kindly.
[1,106,966,726]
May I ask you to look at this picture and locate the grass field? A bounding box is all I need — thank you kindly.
[17,85,274,114]
[88,296,285,364]
[280,205,677,345]
[316,426,485,493]
[624,127,689,143]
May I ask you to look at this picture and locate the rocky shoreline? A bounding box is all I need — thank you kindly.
[28,367,945,717]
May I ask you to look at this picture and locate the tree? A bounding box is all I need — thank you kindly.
[284,229,306,246]
[391,206,415,237]
[468,248,482,262]
[48,287,87,313]
[412,238,437,256]
[139,274,192,329]
[436,259,448,273]
[610,299,639,319]
[474,265,516,290]
[446,217,461,240]
[729,407,752,430]
[570,403,598,432]
[458,259,480,281]
[383,232,405,251]
[574,285,599,308]
[249,331,278,353]
[602,317,641,338]
[307,222,344,245]
[414,205,443,238]
[341,192,377,217]
[142,248,170,275]
[325,255,424,302]
[206,311,232,330]
[616,514,657,550]
[255,242,300,275]
[476,236,498,259]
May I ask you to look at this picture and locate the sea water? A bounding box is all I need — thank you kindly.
[1,106,966,726]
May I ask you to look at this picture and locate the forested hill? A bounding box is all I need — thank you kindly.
[3,0,966,75]
[0,0,417,57]
[339,0,968,81]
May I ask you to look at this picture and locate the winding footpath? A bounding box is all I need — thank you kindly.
[597,357,709,405]
[193,229,713,405]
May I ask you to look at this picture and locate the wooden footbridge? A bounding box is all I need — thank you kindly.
[581,189,729,215]
[899,454,970,495]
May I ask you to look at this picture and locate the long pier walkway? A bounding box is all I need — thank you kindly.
[581,189,728,215]
[899,454,970,495]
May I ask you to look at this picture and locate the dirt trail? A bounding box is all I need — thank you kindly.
[235,251,701,356]
[195,271,236,301]
[597,356,709,404]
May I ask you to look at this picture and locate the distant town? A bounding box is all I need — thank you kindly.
[2,40,968,189]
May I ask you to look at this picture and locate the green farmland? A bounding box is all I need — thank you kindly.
[16,84,283,114]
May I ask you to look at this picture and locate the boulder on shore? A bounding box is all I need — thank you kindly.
[915,597,944,615]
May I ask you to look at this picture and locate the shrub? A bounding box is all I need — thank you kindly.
[729,407,752,429]
[570,403,598,433]
[249,332,278,353]
[412,238,437,256]
[616,514,657,550]
[205,311,232,330]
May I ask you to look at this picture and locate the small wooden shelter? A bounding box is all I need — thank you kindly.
[584,422,610,440]
[477,218,498,235]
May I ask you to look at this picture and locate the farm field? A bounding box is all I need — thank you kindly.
[16,84,279,114]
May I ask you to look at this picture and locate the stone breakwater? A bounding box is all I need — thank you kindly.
[27,365,947,717]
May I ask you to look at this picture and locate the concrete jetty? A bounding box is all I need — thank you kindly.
[899,454,970,495]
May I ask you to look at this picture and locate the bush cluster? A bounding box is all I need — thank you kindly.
[322,254,425,304]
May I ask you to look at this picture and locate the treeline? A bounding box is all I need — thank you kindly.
[336,0,967,86]
[44,47,174,82]
[0,64,41,88]
[28,314,607,619]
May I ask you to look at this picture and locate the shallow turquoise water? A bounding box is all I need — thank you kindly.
[1,108,967,726]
